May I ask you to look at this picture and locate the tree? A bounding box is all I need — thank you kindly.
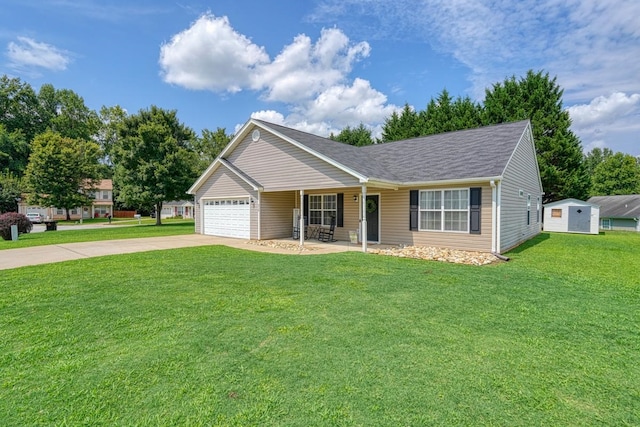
[0,172,23,213]
[96,105,128,177]
[584,147,613,178]
[111,106,199,225]
[483,70,589,203]
[0,125,29,175]
[417,90,483,136]
[590,152,640,196]
[193,127,233,171]
[329,123,374,146]
[24,131,101,220]
[0,75,44,144]
[46,89,100,141]
[381,103,419,142]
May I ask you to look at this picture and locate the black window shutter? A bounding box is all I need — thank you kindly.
[409,190,419,231]
[470,187,481,234]
[303,194,309,225]
[337,193,344,227]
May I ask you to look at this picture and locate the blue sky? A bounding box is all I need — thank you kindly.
[2,0,639,156]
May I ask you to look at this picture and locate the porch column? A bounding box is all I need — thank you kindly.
[299,190,305,247]
[361,184,367,253]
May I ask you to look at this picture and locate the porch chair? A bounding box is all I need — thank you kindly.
[317,217,337,242]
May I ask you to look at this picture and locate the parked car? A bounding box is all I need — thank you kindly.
[26,212,44,223]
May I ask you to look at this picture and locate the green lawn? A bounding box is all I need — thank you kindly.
[1,232,638,426]
[0,219,194,250]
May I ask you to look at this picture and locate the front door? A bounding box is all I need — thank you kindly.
[366,195,379,242]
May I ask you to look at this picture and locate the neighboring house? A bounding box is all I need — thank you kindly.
[188,119,543,254]
[161,200,194,219]
[19,179,113,220]
[587,195,640,232]
[543,198,599,235]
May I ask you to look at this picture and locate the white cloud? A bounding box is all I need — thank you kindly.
[567,92,640,129]
[6,36,70,72]
[159,13,269,92]
[162,13,397,136]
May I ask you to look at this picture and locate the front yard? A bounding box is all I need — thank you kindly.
[0,232,638,425]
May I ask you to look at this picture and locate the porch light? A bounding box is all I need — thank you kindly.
[353,195,358,202]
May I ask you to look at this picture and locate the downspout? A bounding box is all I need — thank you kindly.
[490,180,496,253]
[299,190,304,247]
[256,192,261,241]
[361,184,367,253]
[496,180,502,254]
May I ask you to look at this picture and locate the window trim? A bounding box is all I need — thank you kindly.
[418,188,470,233]
[601,218,611,230]
[308,193,337,226]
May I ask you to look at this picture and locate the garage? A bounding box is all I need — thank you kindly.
[203,198,250,239]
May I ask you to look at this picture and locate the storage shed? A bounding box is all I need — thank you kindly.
[543,198,599,234]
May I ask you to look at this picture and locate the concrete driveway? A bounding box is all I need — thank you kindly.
[0,234,356,270]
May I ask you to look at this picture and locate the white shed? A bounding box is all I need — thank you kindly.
[543,198,600,235]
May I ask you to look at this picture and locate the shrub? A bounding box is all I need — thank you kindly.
[0,212,33,240]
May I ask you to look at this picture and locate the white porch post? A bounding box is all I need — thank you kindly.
[299,190,305,247]
[361,184,367,253]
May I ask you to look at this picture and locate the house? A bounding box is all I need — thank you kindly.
[587,195,640,232]
[19,179,113,220]
[188,119,543,254]
[543,198,599,234]
[160,200,194,219]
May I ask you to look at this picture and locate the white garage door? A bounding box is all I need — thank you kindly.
[203,198,250,239]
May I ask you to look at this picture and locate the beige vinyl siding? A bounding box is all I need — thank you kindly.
[499,126,543,252]
[194,166,258,236]
[379,185,493,252]
[227,129,360,191]
[260,191,296,239]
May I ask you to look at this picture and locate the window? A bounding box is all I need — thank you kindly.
[551,209,562,218]
[102,191,109,200]
[536,197,540,223]
[527,194,531,225]
[601,218,611,230]
[309,194,336,226]
[419,189,468,232]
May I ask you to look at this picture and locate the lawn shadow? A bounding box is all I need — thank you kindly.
[506,232,550,255]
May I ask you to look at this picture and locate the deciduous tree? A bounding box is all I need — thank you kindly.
[193,127,233,171]
[590,152,640,196]
[24,131,101,220]
[111,106,199,225]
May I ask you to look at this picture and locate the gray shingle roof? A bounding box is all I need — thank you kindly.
[256,119,529,184]
[587,195,640,218]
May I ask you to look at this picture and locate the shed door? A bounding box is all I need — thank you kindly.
[203,198,250,239]
[568,206,591,233]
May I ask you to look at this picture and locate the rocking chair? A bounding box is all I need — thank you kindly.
[317,217,337,242]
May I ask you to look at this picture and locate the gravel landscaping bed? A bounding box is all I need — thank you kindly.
[369,246,500,265]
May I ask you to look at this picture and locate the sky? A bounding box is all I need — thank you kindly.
[1,0,639,156]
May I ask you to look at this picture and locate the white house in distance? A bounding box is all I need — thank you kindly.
[543,198,599,235]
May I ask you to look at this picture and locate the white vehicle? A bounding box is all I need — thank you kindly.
[26,212,44,223]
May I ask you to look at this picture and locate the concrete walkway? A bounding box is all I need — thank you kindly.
[0,235,359,270]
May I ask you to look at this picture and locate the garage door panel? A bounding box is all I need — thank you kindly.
[203,198,250,239]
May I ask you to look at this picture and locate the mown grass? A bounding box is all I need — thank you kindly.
[0,219,194,250]
[0,231,638,426]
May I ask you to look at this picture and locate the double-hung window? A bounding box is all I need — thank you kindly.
[309,194,337,226]
[419,189,469,232]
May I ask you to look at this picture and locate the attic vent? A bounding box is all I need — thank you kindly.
[251,129,260,142]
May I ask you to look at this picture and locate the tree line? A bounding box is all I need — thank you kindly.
[2,71,639,219]
[331,70,640,203]
[0,75,232,221]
